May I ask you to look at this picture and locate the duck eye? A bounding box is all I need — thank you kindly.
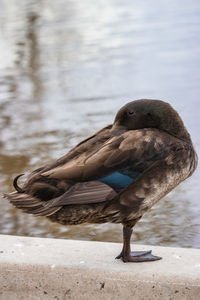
[128,110,134,115]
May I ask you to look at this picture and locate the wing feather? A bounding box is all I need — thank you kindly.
[45,181,117,207]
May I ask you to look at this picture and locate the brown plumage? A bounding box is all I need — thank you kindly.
[4,99,198,262]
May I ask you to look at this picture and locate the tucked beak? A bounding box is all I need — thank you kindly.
[111,121,124,132]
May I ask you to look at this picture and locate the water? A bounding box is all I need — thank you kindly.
[0,0,200,248]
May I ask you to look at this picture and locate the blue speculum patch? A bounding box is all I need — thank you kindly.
[99,170,140,192]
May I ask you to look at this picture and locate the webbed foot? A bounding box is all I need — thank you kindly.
[116,250,161,262]
[116,250,152,259]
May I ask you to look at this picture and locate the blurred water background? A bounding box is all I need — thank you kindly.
[0,0,200,248]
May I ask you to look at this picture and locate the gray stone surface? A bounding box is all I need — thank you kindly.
[0,234,200,299]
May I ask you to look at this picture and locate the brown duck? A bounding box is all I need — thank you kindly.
[4,99,198,262]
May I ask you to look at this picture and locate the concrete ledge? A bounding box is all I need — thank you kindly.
[0,235,200,300]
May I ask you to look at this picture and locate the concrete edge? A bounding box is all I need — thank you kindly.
[0,234,200,299]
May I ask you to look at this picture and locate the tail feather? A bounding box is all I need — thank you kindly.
[13,174,25,193]
[3,192,62,217]
[29,206,62,217]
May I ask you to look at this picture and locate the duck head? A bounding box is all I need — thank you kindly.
[113,99,191,142]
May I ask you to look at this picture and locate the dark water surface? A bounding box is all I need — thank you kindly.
[0,0,200,248]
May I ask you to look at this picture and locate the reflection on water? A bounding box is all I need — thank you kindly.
[0,0,200,248]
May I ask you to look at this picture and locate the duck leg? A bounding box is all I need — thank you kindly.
[116,226,162,262]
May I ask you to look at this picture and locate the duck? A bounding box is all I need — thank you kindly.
[4,99,198,262]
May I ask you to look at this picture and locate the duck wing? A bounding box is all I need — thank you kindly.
[41,128,174,181]
[39,128,185,210]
